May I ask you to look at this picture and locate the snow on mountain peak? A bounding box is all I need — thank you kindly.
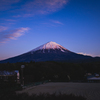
[30,41,68,53]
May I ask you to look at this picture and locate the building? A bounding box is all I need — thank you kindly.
[87,73,100,83]
[0,70,20,83]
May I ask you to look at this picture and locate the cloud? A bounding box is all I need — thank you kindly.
[42,20,64,27]
[77,52,93,57]
[51,20,64,25]
[6,19,16,21]
[0,27,29,44]
[13,15,21,18]
[0,0,20,11]
[0,26,8,32]
[21,0,68,16]
[0,0,69,17]
[78,52,100,57]
[13,14,34,18]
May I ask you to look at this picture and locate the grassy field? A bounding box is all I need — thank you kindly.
[17,82,100,100]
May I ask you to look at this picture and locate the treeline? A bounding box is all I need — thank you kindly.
[0,61,100,83]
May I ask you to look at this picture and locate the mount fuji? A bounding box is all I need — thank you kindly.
[0,41,93,63]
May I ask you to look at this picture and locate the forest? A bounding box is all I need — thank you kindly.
[0,61,100,84]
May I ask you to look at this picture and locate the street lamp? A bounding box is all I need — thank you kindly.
[21,65,25,87]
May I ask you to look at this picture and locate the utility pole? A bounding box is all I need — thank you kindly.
[21,65,25,87]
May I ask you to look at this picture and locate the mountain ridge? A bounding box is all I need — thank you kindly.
[0,41,98,63]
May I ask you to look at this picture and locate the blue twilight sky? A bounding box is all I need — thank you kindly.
[0,0,100,60]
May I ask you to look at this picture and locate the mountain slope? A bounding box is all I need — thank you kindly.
[0,41,94,63]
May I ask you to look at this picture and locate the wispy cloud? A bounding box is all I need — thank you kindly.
[13,15,21,18]
[13,14,34,18]
[42,20,63,27]
[0,0,20,11]
[0,26,8,32]
[6,19,16,21]
[0,27,29,44]
[0,0,69,17]
[21,0,68,16]
[0,0,68,17]
[78,52,100,57]
[78,52,93,57]
[51,20,64,25]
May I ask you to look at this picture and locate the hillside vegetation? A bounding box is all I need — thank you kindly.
[0,61,100,83]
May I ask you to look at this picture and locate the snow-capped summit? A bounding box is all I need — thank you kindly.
[30,41,69,53]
